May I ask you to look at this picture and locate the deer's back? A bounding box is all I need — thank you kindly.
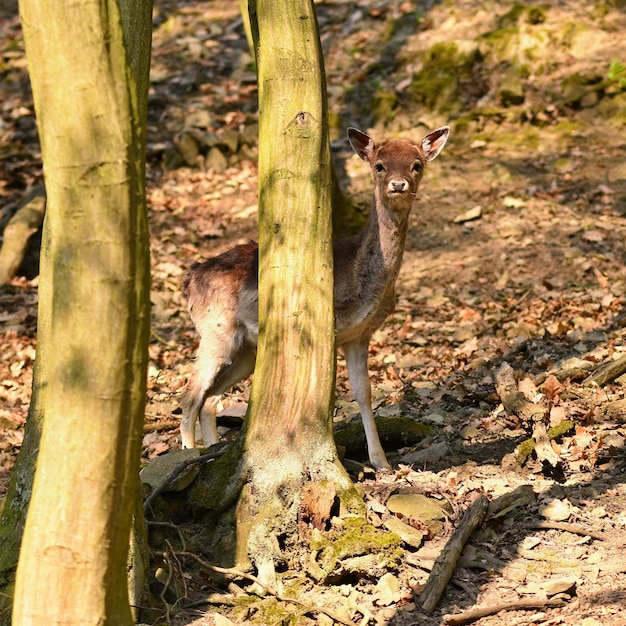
[185,239,396,347]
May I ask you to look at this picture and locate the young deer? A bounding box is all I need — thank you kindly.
[181,125,450,469]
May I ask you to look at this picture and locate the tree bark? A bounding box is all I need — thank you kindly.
[10,0,152,624]
[230,0,361,586]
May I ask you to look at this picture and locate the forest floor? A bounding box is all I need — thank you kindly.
[1,0,626,625]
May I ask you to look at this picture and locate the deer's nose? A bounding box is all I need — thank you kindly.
[388,179,408,193]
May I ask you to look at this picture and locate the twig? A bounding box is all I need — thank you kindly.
[147,520,187,551]
[523,520,608,542]
[174,551,359,626]
[143,444,228,513]
[443,595,567,625]
[143,419,180,433]
[151,327,176,347]
[419,494,489,613]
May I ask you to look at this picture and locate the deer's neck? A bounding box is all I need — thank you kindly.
[358,193,410,279]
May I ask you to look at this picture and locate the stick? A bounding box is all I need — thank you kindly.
[523,520,608,542]
[443,596,566,625]
[419,494,489,613]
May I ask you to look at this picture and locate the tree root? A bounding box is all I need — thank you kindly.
[174,550,361,626]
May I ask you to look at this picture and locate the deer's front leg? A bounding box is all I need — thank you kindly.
[343,339,391,470]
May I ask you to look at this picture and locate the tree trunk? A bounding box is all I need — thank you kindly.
[10,0,152,624]
[231,0,362,586]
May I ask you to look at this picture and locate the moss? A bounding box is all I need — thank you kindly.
[517,420,576,462]
[371,89,398,124]
[408,41,483,114]
[309,516,403,580]
[334,416,433,459]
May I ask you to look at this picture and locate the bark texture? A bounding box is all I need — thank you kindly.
[232,0,360,585]
[9,0,152,624]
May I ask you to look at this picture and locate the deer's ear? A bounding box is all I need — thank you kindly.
[348,127,375,161]
[421,126,450,162]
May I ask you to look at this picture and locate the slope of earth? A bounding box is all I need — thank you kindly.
[1,0,626,625]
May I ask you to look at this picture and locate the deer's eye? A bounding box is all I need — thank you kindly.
[412,162,423,173]
[375,162,385,173]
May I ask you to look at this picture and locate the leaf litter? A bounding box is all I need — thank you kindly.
[2,0,626,624]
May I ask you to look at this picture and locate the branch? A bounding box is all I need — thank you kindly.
[419,495,489,613]
[0,187,46,285]
[584,353,626,387]
[443,595,567,625]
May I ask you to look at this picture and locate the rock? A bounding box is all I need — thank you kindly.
[220,128,240,153]
[239,123,259,146]
[383,516,425,548]
[386,493,447,533]
[205,147,228,172]
[140,448,201,493]
[539,498,571,521]
[401,441,450,466]
[177,130,202,166]
[542,577,577,597]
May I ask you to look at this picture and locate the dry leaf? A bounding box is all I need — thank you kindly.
[373,572,401,606]
[542,375,563,402]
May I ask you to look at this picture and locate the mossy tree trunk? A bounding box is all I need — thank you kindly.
[8,0,152,624]
[226,0,362,586]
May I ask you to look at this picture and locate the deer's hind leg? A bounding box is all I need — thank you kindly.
[181,314,254,448]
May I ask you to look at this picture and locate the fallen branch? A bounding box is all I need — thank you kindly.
[0,186,46,285]
[495,363,545,422]
[174,551,359,626]
[419,494,489,613]
[443,595,567,625]
[584,353,626,387]
[523,520,608,542]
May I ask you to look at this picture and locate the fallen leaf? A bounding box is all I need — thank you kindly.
[539,498,571,521]
[373,572,401,606]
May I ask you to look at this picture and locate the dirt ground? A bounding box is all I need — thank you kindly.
[1,1,626,624]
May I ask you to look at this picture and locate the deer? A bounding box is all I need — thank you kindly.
[180,125,450,469]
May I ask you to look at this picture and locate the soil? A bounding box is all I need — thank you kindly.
[1,1,626,625]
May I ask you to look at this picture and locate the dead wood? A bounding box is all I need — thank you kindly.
[523,520,608,542]
[494,362,546,422]
[486,484,536,518]
[419,494,489,613]
[0,186,45,285]
[531,421,561,468]
[584,353,626,387]
[443,595,567,625]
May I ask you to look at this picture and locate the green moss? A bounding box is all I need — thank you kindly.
[408,42,482,114]
[372,89,398,123]
[309,517,403,580]
[517,420,576,462]
[335,416,433,459]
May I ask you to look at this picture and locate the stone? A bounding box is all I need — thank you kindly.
[140,448,201,493]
